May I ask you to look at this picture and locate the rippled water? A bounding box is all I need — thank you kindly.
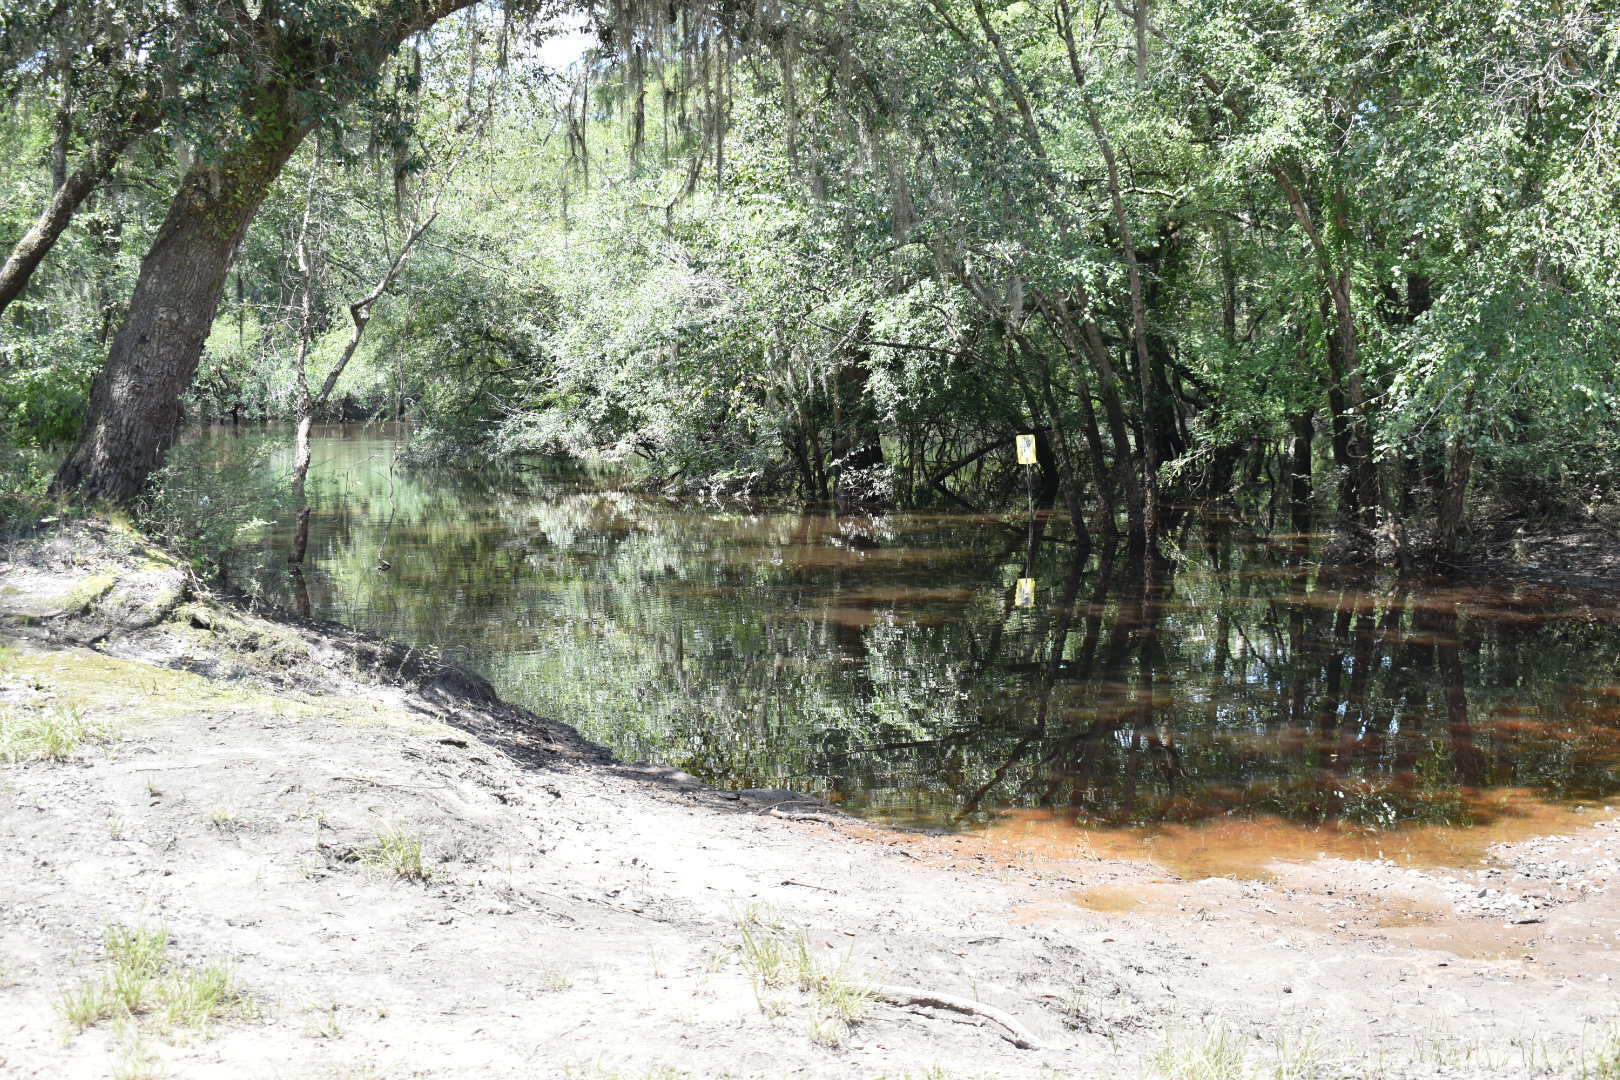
[220,424,1620,856]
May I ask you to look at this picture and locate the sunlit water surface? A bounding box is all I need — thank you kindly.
[219,425,1620,869]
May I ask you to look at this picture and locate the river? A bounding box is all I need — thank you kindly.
[216,423,1620,872]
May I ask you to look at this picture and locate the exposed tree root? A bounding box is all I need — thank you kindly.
[765,805,844,825]
[869,983,1043,1050]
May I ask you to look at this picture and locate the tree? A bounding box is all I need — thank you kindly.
[48,0,517,504]
[284,137,455,563]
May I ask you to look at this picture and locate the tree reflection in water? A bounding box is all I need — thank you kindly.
[228,426,1620,838]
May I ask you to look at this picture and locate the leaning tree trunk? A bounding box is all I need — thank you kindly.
[287,182,441,564]
[0,109,156,321]
[48,0,479,505]
[51,105,309,504]
[288,175,321,566]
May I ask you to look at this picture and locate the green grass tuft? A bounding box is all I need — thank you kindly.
[362,828,432,882]
[160,963,243,1027]
[1584,1031,1620,1080]
[57,922,247,1036]
[735,910,870,1047]
[104,923,168,1014]
[0,704,105,763]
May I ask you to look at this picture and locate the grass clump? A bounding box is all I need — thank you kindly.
[1583,1031,1620,1080]
[206,806,241,832]
[110,1042,164,1080]
[1152,1028,1331,1080]
[1153,1031,1252,1080]
[0,703,104,763]
[59,979,114,1033]
[362,828,432,882]
[160,963,239,1027]
[57,922,248,1036]
[59,924,169,1032]
[106,923,168,1013]
[735,909,871,1047]
[736,915,789,989]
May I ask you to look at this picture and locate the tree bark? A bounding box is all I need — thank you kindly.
[52,97,309,504]
[1087,102,1159,546]
[51,0,479,504]
[1289,410,1314,535]
[1435,388,1477,565]
[1132,0,1149,86]
[50,44,74,193]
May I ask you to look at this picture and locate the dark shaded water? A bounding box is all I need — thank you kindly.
[222,425,1620,857]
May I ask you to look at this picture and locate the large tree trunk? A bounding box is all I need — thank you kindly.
[49,0,478,504]
[51,110,308,503]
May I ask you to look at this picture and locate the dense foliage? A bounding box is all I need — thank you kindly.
[2,0,1617,559]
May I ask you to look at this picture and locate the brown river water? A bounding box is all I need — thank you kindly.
[216,424,1620,874]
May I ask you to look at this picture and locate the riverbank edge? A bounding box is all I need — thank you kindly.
[0,516,628,764]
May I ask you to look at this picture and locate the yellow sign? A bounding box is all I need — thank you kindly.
[1015,578,1035,607]
[1015,434,1038,465]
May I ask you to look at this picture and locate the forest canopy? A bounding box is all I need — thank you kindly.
[0,0,1616,562]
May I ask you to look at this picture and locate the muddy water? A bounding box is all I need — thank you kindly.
[220,425,1620,870]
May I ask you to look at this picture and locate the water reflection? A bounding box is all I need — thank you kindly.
[224,426,1620,844]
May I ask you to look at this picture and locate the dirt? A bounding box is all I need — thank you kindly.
[1,521,1618,1079]
[1469,505,1620,589]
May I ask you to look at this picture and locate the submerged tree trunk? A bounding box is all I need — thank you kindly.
[830,350,885,511]
[1274,165,1379,537]
[1086,101,1159,546]
[1435,388,1477,566]
[1289,410,1314,535]
[1063,290,1143,540]
[290,415,316,563]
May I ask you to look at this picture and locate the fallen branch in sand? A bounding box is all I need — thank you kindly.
[868,983,1043,1050]
[765,805,844,825]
